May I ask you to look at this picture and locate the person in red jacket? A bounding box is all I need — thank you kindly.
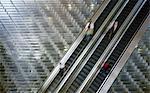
[103,63,110,70]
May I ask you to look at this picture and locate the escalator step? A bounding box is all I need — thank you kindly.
[87,62,94,68]
[82,68,90,74]
[73,81,80,88]
[97,74,102,78]
[80,72,87,78]
[85,64,92,71]
[88,87,95,93]
[68,85,76,93]
[115,50,122,55]
[110,56,118,60]
[77,74,85,83]
[76,48,81,52]
[113,52,120,57]
[90,83,98,92]
[76,78,82,84]
[115,46,123,52]
[71,54,76,58]
[74,50,79,54]
[99,75,105,80]
[65,62,70,67]
[92,81,99,89]
[97,74,105,80]
[109,61,116,66]
[96,50,103,54]
[89,58,97,63]
[88,61,95,67]
[100,72,107,77]
[91,56,99,61]
[94,52,101,56]
[69,57,74,61]
[92,54,99,59]
[97,45,106,50]
[79,73,86,81]
[94,78,102,87]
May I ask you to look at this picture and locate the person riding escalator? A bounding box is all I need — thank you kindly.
[85,21,94,41]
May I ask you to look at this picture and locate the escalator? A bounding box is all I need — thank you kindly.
[87,1,149,93]
[47,0,119,92]
[66,33,110,93]
[38,0,119,93]
[47,36,87,92]
[58,0,138,93]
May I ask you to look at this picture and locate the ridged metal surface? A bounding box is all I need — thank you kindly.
[0,0,149,93]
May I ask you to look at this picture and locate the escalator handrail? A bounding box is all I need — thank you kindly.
[53,0,126,92]
[37,0,112,92]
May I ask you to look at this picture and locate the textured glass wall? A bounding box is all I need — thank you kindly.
[0,0,149,93]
